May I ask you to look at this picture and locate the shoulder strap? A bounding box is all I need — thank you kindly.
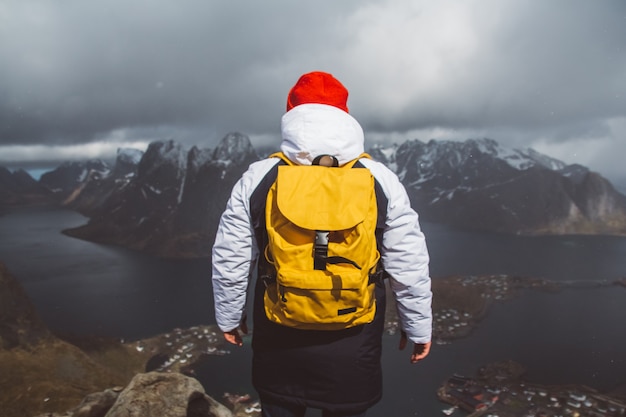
[268,152,294,166]
[351,152,371,166]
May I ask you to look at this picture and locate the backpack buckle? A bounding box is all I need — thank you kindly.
[314,230,329,270]
[315,230,329,246]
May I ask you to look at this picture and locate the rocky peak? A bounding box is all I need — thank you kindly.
[559,163,591,185]
[113,148,144,178]
[387,138,568,182]
[368,143,398,171]
[370,138,626,235]
[63,134,260,258]
[211,132,257,166]
[1,167,35,193]
[0,166,54,207]
[137,140,187,181]
[187,146,214,175]
[40,160,111,197]
[8,169,39,190]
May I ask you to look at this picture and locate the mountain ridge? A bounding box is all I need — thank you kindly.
[3,134,626,258]
[0,167,54,208]
[62,132,258,258]
[371,137,626,235]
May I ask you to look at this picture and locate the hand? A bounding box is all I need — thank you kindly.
[399,331,432,363]
[223,317,248,347]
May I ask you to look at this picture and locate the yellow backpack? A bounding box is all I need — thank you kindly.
[262,152,381,330]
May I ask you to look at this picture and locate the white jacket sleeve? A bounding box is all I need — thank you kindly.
[361,159,433,344]
[211,159,277,332]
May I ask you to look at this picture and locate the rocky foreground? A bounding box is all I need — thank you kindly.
[33,372,241,417]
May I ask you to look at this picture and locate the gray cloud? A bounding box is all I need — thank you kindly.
[1,0,625,184]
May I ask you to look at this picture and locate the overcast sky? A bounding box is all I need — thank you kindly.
[1,0,625,185]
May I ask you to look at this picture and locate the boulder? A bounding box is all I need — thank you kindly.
[72,388,120,417]
[104,372,232,417]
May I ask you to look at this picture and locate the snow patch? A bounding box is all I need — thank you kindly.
[147,184,162,195]
[117,148,144,164]
[77,169,88,182]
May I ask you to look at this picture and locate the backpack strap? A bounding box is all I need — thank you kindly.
[314,230,362,270]
[269,152,294,166]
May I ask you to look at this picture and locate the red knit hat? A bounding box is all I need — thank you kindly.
[286,71,349,113]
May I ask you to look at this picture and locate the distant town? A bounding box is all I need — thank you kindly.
[385,274,588,343]
[438,360,626,417]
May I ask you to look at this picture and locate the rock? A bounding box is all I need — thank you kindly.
[71,389,119,417]
[31,372,234,417]
[104,372,232,417]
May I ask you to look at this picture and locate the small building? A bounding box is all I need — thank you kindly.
[448,389,490,412]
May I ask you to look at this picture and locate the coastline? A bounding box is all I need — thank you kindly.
[437,360,626,417]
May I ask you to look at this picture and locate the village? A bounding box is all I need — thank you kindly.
[127,324,231,373]
[437,361,626,417]
[386,274,560,342]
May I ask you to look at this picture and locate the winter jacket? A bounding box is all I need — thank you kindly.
[212,103,432,412]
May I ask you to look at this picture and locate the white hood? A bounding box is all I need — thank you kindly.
[280,103,365,166]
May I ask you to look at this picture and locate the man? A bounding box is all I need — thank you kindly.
[212,71,432,417]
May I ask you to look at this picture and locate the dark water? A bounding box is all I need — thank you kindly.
[0,207,215,338]
[1,206,626,416]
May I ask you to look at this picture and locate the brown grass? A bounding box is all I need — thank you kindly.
[0,337,145,417]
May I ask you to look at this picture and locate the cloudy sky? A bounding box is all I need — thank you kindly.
[1,0,625,186]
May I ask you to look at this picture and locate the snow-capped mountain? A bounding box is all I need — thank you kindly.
[39,160,111,198]
[64,133,258,258]
[113,148,144,177]
[63,148,145,215]
[370,138,626,235]
[60,135,626,258]
[370,138,566,185]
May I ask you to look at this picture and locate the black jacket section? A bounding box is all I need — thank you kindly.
[248,158,389,413]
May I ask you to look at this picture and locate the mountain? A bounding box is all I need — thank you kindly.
[61,135,626,258]
[63,148,144,216]
[0,167,54,208]
[64,133,258,258]
[39,159,111,200]
[370,138,626,235]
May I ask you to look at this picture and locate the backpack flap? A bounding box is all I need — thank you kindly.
[276,165,372,231]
